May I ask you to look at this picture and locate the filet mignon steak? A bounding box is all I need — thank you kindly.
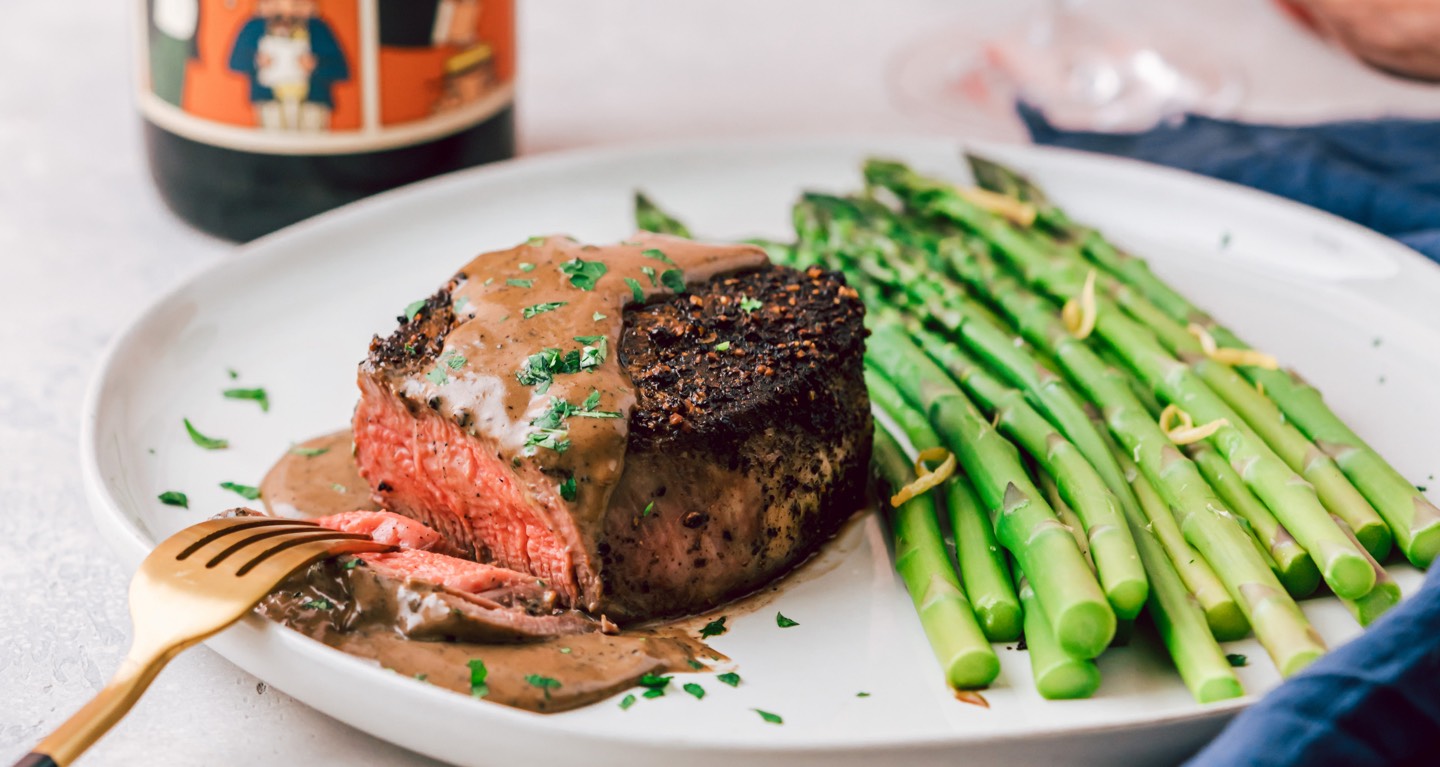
[352,235,870,623]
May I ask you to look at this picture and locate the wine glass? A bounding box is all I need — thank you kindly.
[890,0,1247,140]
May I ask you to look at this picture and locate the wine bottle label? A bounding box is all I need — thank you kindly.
[136,0,514,155]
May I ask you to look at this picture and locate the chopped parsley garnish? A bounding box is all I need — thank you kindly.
[642,248,675,265]
[624,277,645,303]
[506,278,534,288]
[640,265,658,286]
[739,295,763,313]
[642,501,655,517]
[220,481,261,500]
[331,483,347,493]
[659,268,685,293]
[519,262,536,272]
[753,709,783,725]
[1226,653,1248,667]
[619,693,637,710]
[300,598,333,610]
[468,659,490,698]
[158,490,188,508]
[714,341,731,352]
[183,418,228,450]
[523,301,567,319]
[698,616,727,638]
[559,474,577,501]
[426,352,467,384]
[716,672,741,687]
[523,393,621,457]
[643,688,664,699]
[856,691,870,698]
[484,277,494,286]
[446,354,467,370]
[453,296,470,313]
[227,368,239,379]
[580,337,608,370]
[574,335,604,345]
[593,311,607,321]
[638,673,671,693]
[683,683,706,700]
[526,674,562,699]
[582,389,603,410]
[403,299,427,321]
[687,659,704,670]
[223,387,269,412]
[775,612,799,628]
[425,366,449,385]
[289,445,330,457]
[523,428,571,456]
[343,557,363,570]
[560,257,608,291]
[526,235,547,246]
[415,673,428,682]
[517,347,571,392]
[558,647,572,654]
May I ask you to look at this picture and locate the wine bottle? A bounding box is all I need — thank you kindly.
[139,0,516,242]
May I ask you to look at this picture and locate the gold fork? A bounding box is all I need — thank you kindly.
[13,516,394,767]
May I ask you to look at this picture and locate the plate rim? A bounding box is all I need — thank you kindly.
[77,134,1439,756]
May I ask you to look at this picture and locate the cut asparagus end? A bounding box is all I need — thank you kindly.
[1280,647,1325,678]
[1035,661,1103,701]
[944,644,1004,691]
[1315,545,1378,601]
[1053,600,1117,660]
[1350,517,1394,562]
[1407,516,1440,569]
[1276,553,1322,599]
[973,598,1024,644]
[1204,601,1252,643]
[1195,676,1246,705]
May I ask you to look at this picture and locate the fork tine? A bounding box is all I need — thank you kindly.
[200,526,369,569]
[233,531,386,577]
[239,536,393,587]
[174,518,322,562]
[147,516,277,562]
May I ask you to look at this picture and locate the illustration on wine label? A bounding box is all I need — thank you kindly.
[137,0,515,153]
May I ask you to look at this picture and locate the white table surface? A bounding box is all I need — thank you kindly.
[3,1,1438,764]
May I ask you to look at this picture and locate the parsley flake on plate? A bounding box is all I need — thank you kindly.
[698,616,727,639]
[753,709,783,725]
[523,301,567,319]
[716,672,741,687]
[1226,653,1248,667]
[619,693,637,711]
[219,481,261,501]
[157,491,189,508]
[223,387,269,412]
[183,418,228,450]
[775,612,799,628]
[468,659,490,698]
[683,683,705,700]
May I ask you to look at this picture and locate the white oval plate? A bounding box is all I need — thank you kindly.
[82,138,1439,767]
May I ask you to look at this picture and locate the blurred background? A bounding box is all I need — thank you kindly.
[4,0,1440,763]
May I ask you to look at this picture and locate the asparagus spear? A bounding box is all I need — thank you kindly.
[910,233,1325,675]
[913,327,1148,621]
[1096,269,1391,559]
[1113,443,1250,641]
[1036,468,1095,571]
[1016,571,1103,699]
[1184,441,1322,598]
[867,322,1117,659]
[873,425,1001,689]
[1332,517,1403,627]
[866,366,1024,642]
[966,152,1440,569]
[867,160,1375,602]
[633,191,693,238]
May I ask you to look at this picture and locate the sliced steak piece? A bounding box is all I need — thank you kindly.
[353,251,870,623]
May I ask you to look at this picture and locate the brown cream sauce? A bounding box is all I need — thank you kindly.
[260,430,867,714]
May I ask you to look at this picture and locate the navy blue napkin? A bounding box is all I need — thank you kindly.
[1021,105,1440,766]
[1019,103,1440,262]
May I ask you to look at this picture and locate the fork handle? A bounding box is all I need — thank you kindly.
[16,646,177,767]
